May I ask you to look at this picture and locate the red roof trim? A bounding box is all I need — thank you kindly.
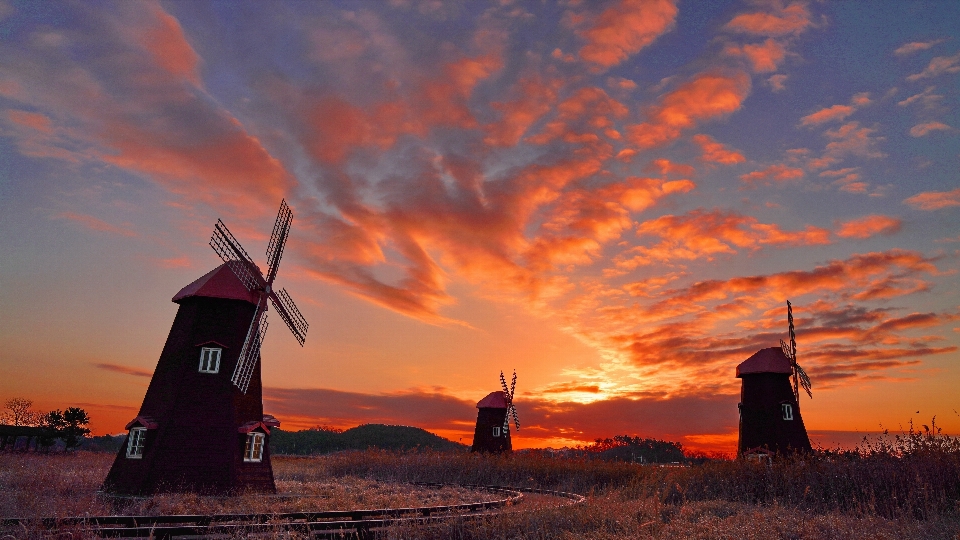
[476,391,508,409]
[124,415,159,430]
[262,414,281,428]
[238,421,270,434]
[172,263,261,306]
[736,347,793,377]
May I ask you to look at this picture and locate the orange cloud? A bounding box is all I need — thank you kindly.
[628,71,751,148]
[800,104,855,126]
[692,133,745,164]
[141,4,201,86]
[726,38,785,73]
[526,87,628,145]
[739,164,804,186]
[836,215,902,239]
[485,75,561,146]
[577,0,678,69]
[55,212,137,237]
[618,208,830,268]
[644,158,696,177]
[909,121,951,137]
[903,188,960,211]
[724,2,812,36]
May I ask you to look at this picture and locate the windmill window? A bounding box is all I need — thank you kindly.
[492,426,501,437]
[126,428,146,459]
[199,347,222,373]
[782,403,794,421]
[244,432,265,462]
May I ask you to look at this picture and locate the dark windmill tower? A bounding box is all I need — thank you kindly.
[102,200,309,495]
[471,371,520,453]
[737,301,813,455]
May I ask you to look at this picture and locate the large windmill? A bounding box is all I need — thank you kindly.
[735,301,812,455]
[471,370,520,453]
[103,200,309,495]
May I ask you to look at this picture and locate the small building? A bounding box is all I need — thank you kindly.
[470,391,511,453]
[101,264,279,495]
[737,347,812,455]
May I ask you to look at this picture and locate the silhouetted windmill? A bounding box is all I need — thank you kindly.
[471,370,520,453]
[736,301,812,455]
[103,200,309,495]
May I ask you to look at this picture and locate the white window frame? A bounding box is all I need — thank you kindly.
[244,432,265,462]
[492,426,501,437]
[126,427,146,459]
[782,403,794,421]
[199,347,222,374]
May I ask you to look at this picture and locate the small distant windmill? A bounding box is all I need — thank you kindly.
[735,301,812,455]
[779,300,812,401]
[103,200,309,495]
[470,370,520,453]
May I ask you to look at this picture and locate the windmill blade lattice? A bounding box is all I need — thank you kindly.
[210,220,264,292]
[231,306,268,394]
[270,288,308,346]
[500,370,520,432]
[209,199,309,394]
[265,199,292,284]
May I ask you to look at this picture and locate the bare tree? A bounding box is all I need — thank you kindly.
[3,397,43,426]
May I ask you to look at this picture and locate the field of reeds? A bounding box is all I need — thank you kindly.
[2,425,959,539]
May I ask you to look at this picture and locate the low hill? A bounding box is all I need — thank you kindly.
[271,424,467,455]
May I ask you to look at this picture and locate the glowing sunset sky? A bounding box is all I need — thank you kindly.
[1,0,958,453]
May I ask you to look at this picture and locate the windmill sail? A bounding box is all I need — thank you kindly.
[232,307,268,394]
[500,370,520,432]
[210,220,263,292]
[782,301,812,400]
[265,199,292,284]
[210,199,309,393]
[270,288,308,346]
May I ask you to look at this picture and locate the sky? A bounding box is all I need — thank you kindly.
[1,0,958,454]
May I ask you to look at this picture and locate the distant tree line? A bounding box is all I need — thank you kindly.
[579,435,687,463]
[2,397,91,451]
[271,424,467,455]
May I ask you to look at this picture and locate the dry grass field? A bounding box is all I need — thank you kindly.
[1,427,959,539]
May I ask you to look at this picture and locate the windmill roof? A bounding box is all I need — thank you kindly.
[172,263,260,306]
[477,391,508,409]
[736,347,793,377]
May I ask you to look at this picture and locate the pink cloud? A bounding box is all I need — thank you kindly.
[140,3,202,86]
[576,0,678,69]
[906,52,960,81]
[800,104,855,126]
[909,121,951,137]
[739,164,804,186]
[93,363,153,378]
[726,38,786,73]
[692,133,745,164]
[724,2,812,36]
[767,74,787,92]
[55,211,137,237]
[835,215,902,239]
[894,38,947,57]
[903,188,960,211]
